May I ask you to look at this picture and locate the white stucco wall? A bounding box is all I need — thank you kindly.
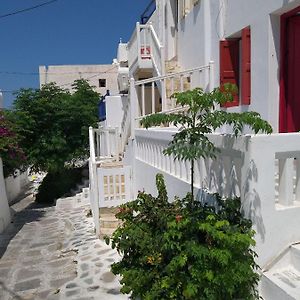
[105,95,129,132]
[4,170,29,205]
[175,0,300,133]
[0,158,11,233]
[39,64,119,96]
[133,129,300,268]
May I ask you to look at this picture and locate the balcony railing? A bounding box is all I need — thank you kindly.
[130,62,215,136]
[128,22,163,76]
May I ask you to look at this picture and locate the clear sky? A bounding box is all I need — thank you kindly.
[0,0,150,107]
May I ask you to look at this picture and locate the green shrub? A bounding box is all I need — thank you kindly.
[35,167,83,204]
[106,174,260,300]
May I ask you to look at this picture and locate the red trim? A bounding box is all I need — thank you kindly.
[220,39,240,107]
[241,27,251,105]
[279,5,300,132]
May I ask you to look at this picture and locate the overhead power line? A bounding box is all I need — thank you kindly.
[0,0,59,19]
[0,70,117,76]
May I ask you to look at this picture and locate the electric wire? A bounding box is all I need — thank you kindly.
[0,0,59,19]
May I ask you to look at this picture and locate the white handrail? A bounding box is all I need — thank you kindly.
[135,64,210,85]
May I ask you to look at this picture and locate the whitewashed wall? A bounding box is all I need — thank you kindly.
[133,129,300,268]
[5,170,29,205]
[176,0,300,133]
[0,158,11,233]
[105,95,128,132]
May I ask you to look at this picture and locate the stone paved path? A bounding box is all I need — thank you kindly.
[0,188,129,300]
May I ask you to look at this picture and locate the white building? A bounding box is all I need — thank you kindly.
[89,1,300,298]
[39,64,119,96]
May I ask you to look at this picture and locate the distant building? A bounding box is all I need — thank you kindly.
[39,64,119,96]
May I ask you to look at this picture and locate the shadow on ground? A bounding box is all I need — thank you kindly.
[0,189,48,259]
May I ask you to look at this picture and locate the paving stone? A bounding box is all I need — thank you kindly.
[101,271,116,283]
[80,272,89,279]
[26,249,41,256]
[37,289,53,299]
[97,249,111,255]
[66,282,78,289]
[16,268,42,280]
[80,255,92,261]
[48,258,73,268]
[50,275,77,288]
[107,288,121,295]
[22,258,44,266]
[84,277,93,285]
[95,262,103,268]
[14,278,41,292]
[80,263,89,271]
[87,285,100,291]
[0,267,10,278]
[65,289,80,297]
[0,260,15,268]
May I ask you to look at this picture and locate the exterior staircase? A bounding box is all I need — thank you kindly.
[99,207,121,239]
[261,243,300,299]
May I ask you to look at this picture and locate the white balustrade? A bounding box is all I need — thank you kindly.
[132,62,214,128]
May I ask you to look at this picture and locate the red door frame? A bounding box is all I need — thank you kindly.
[279,5,300,132]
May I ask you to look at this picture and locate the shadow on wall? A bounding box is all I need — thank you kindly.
[195,135,266,243]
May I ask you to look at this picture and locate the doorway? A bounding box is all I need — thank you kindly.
[280,7,300,132]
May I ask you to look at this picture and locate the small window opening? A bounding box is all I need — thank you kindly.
[99,79,106,87]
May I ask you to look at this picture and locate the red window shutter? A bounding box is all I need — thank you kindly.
[220,39,240,107]
[241,27,251,105]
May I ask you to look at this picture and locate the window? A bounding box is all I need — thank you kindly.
[99,79,106,88]
[220,27,251,107]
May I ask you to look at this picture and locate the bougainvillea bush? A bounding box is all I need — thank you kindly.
[0,110,26,177]
[106,174,260,300]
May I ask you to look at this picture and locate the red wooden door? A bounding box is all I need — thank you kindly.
[286,15,300,132]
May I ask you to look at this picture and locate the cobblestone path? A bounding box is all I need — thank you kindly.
[0,192,128,300]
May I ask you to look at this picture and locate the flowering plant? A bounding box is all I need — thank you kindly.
[0,110,26,177]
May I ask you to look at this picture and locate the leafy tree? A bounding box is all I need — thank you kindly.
[7,79,99,173]
[141,85,272,200]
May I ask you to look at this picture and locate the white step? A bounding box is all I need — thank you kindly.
[263,266,300,300]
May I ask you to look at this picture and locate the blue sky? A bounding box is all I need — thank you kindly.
[0,0,150,107]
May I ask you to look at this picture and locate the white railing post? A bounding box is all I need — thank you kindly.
[88,126,100,236]
[136,22,142,66]
[209,61,215,92]
[130,78,138,138]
